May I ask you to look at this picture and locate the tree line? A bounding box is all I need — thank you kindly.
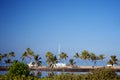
[0,48,119,67]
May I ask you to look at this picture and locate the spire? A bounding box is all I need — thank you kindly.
[58,44,61,55]
[58,44,61,60]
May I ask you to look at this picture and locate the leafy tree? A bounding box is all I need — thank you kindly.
[26,48,34,61]
[90,53,99,66]
[99,54,105,61]
[21,52,28,63]
[46,52,58,68]
[80,50,90,60]
[33,54,42,66]
[88,68,118,80]
[9,51,15,58]
[3,53,9,66]
[8,51,15,65]
[8,61,30,76]
[21,48,35,63]
[0,53,2,66]
[74,52,79,65]
[80,50,90,65]
[69,59,76,66]
[46,52,53,65]
[59,52,68,63]
[50,55,58,68]
[0,53,2,61]
[107,55,118,66]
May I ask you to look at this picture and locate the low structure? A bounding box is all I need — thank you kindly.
[28,62,37,67]
[55,63,66,67]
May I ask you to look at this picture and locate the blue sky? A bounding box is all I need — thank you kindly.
[0,0,120,59]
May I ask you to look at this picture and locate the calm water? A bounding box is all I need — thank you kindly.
[0,70,88,78]
[0,59,119,77]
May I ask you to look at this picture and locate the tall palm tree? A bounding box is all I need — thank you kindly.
[26,48,34,61]
[46,52,54,66]
[74,52,79,65]
[107,55,118,66]
[3,53,9,66]
[80,50,90,60]
[3,53,8,59]
[9,51,15,62]
[107,60,113,66]
[69,59,76,66]
[4,59,12,66]
[34,54,42,66]
[21,52,28,63]
[80,50,90,65]
[3,53,9,61]
[46,52,58,68]
[59,52,68,63]
[90,53,99,66]
[99,54,105,61]
[99,54,105,65]
[50,55,58,68]
[9,51,15,57]
[0,53,2,61]
[0,54,2,66]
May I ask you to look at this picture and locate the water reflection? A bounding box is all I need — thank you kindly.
[29,70,88,78]
[30,70,42,78]
[1,70,120,78]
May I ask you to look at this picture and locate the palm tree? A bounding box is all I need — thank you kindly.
[46,52,54,66]
[50,55,58,68]
[80,50,90,65]
[80,50,90,60]
[4,59,12,66]
[34,54,42,66]
[45,52,58,68]
[59,52,68,63]
[0,53,2,61]
[69,59,76,66]
[3,53,10,66]
[107,60,113,66]
[90,53,99,66]
[21,48,35,63]
[99,54,105,61]
[26,48,34,61]
[3,53,8,59]
[107,55,118,66]
[99,54,105,65]
[74,52,79,66]
[21,52,28,63]
[9,51,15,62]
[0,54,2,66]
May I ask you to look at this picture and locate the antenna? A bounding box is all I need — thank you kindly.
[58,44,61,54]
[58,44,61,60]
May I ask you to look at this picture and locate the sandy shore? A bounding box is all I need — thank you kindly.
[1,66,120,72]
[29,66,120,72]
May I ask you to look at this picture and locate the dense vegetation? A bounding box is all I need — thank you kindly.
[0,68,120,80]
[0,48,120,80]
[8,61,30,76]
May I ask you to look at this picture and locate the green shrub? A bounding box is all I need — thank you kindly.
[83,68,119,80]
[8,61,30,76]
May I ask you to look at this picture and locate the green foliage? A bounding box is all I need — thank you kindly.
[107,55,118,66]
[0,53,2,61]
[86,68,119,80]
[80,50,90,60]
[0,75,43,80]
[69,59,76,66]
[59,52,68,61]
[8,61,30,76]
[51,69,120,80]
[46,52,58,67]
[1,68,120,80]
